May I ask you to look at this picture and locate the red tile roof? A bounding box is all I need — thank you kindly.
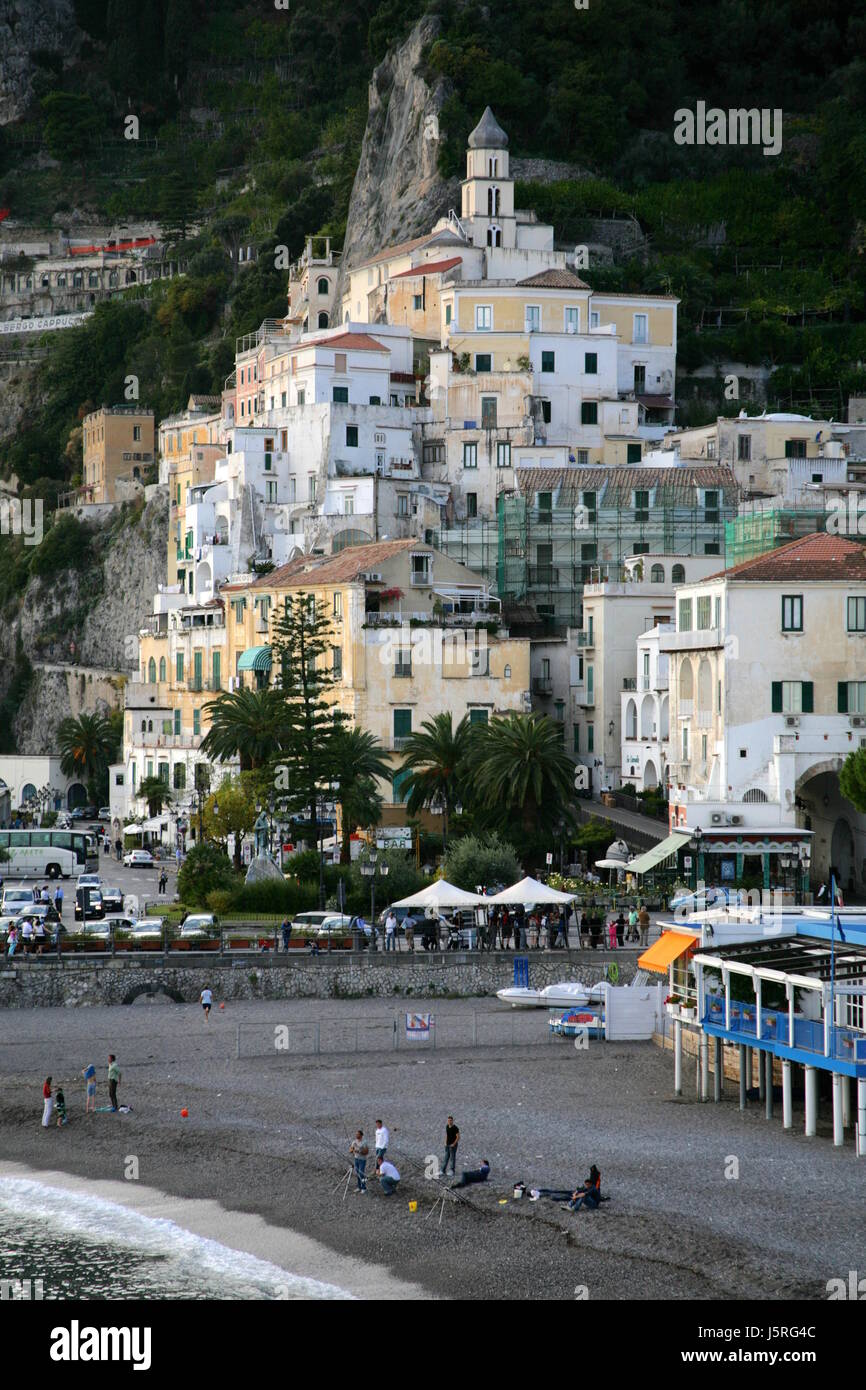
[390,256,464,279]
[297,331,388,353]
[252,539,418,589]
[719,532,866,582]
[517,268,591,290]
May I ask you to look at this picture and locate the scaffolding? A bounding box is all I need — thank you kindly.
[724,507,830,568]
[435,466,737,629]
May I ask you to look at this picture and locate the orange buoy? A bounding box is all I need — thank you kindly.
[219,1003,225,1010]
[181,1108,189,1118]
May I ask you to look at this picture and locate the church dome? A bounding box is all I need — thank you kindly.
[468,106,509,149]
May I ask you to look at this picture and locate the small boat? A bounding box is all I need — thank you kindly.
[495,981,606,1009]
[550,1007,604,1039]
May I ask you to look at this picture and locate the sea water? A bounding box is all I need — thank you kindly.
[0,1178,353,1300]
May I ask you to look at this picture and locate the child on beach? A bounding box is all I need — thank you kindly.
[55,1088,68,1126]
[82,1063,96,1113]
[200,986,213,1020]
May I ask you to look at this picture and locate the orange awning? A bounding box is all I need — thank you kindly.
[638,930,698,975]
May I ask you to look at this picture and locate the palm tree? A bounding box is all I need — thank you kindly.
[57,712,117,804]
[329,727,392,864]
[466,712,576,839]
[200,687,290,771]
[398,713,473,855]
[137,775,172,817]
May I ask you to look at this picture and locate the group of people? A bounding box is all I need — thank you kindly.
[40,1054,122,1125]
[4,886,64,958]
[347,1115,491,1197]
[528,1164,604,1213]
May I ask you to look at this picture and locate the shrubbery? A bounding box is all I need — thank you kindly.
[177,842,240,907]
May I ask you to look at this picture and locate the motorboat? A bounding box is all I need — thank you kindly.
[495,980,606,1009]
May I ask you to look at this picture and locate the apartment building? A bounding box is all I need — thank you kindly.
[81,405,155,504]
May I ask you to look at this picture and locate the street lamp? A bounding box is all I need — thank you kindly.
[360,850,389,942]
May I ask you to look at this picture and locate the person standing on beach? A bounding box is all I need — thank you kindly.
[82,1063,96,1114]
[349,1130,369,1193]
[375,1119,389,1164]
[55,1088,68,1127]
[200,986,213,1021]
[442,1115,460,1177]
[41,1077,53,1127]
[107,1054,121,1111]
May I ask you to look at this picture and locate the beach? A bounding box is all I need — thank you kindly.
[0,996,863,1300]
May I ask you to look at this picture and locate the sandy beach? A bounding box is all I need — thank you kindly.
[1,996,864,1300]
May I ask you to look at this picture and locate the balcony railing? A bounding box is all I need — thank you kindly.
[532,676,553,696]
[392,736,413,751]
[623,676,637,691]
[703,997,866,1067]
[393,665,413,679]
[678,699,694,718]
[576,631,595,648]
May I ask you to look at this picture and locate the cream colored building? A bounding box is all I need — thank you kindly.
[665,413,853,500]
[81,406,155,504]
[224,538,531,823]
[661,532,866,892]
[158,397,224,588]
[286,236,341,334]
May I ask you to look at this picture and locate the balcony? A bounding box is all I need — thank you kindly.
[678,699,694,718]
[623,676,637,691]
[410,572,431,587]
[703,997,866,1070]
[392,736,413,751]
[532,677,553,696]
[393,664,413,679]
[529,566,559,587]
[576,631,595,648]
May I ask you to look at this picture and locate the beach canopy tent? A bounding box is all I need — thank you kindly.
[391,879,488,909]
[638,930,698,975]
[486,875,576,906]
[627,830,692,876]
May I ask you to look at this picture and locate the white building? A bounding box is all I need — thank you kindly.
[620,623,673,792]
[662,531,866,893]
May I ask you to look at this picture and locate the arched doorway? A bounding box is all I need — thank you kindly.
[644,759,658,789]
[795,762,865,895]
[67,783,87,809]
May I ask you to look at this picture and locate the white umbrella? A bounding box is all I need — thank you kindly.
[486,875,576,905]
[391,879,488,909]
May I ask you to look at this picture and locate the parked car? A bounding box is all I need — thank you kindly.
[98,807,110,820]
[80,919,112,941]
[16,902,60,927]
[669,886,732,913]
[315,913,354,939]
[1,887,36,915]
[376,907,425,937]
[74,887,104,921]
[290,911,334,933]
[127,919,165,947]
[123,849,155,868]
[101,886,124,913]
[179,913,219,941]
[76,873,102,891]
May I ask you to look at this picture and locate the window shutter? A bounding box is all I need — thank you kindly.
[771,682,782,713]
[801,682,814,713]
[838,681,849,713]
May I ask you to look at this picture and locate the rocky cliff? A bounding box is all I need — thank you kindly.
[336,15,458,295]
[0,0,81,126]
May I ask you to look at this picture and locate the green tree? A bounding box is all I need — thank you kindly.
[137,775,172,817]
[347,844,425,917]
[40,92,100,163]
[840,746,866,814]
[397,712,474,855]
[329,726,391,864]
[444,832,522,892]
[177,840,239,907]
[466,712,576,842]
[269,591,349,874]
[202,774,257,872]
[57,712,116,804]
[200,687,291,771]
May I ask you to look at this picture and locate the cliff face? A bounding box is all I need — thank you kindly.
[0,0,81,125]
[336,15,458,295]
[0,488,169,753]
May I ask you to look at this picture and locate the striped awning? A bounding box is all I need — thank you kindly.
[627,830,691,875]
[237,645,272,672]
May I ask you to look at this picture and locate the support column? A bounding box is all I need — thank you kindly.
[745,1045,753,1094]
[842,1074,851,1128]
[700,1031,709,1102]
[714,1037,722,1102]
[739,1045,747,1110]
[758,1046,766,1102]
[833,1073,844,1147]
[765,1051,774,1120]
[804,1065,818,1137]
[858,1078,866,1157]
[782,1059,792,1129]
[674,1018,682,1096]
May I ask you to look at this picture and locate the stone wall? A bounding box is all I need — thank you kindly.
[0,951,637,1009]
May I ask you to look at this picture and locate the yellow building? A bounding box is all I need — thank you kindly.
[81,405,155,504]
[224,538,531,824]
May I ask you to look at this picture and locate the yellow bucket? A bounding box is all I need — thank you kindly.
[408,1200,418,1212]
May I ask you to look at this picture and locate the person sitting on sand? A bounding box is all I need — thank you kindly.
[567,1164,602,1212]
[529,1164,603,1207]
[452,1159,490,1189]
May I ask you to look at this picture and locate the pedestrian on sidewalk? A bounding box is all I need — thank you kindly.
[281,917,291,952]
[158,870,168,895]
[107,1054,121,1111]
[638,902,650,948]
[384,909,397,953]
[54,884,63,916]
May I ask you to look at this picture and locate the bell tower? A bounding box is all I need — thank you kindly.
[461,107,515,250]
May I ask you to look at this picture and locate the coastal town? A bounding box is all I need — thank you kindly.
[1,11,866,1323]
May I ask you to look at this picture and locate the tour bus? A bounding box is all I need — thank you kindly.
[0,828,100,879]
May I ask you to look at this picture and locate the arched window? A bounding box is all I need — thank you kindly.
[148,657,157,683]
[640,694,654,739]
[125,270,137,284]
[651,564,665,583]
[317,311,329,329]
[141,719,146,732]
[21,782,37,805]
[73,271,83,287]
[743,788,768,803]
[108,271,118,287]
[317,277,329,296]
[625,699,637,740]
[89,272,99,287]
[672,563,685,584]
[147,720,153,732]
[679,659,694,703]
[173,764,186,791]
[159,656,167,682]
[697,658,712,713]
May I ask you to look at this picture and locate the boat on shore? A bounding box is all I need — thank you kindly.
[495,981,606,1009]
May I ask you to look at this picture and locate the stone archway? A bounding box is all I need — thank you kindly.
[644,758,658,789]
[831,817,855,889]
[796,761,866,895]
[123,983,185,1005]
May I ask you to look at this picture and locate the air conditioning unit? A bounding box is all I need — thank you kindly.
[730,814,743,826]
[711,812,724,825]
[784,716,800,728]
[363,572,384,583]
[851,716,865,728]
